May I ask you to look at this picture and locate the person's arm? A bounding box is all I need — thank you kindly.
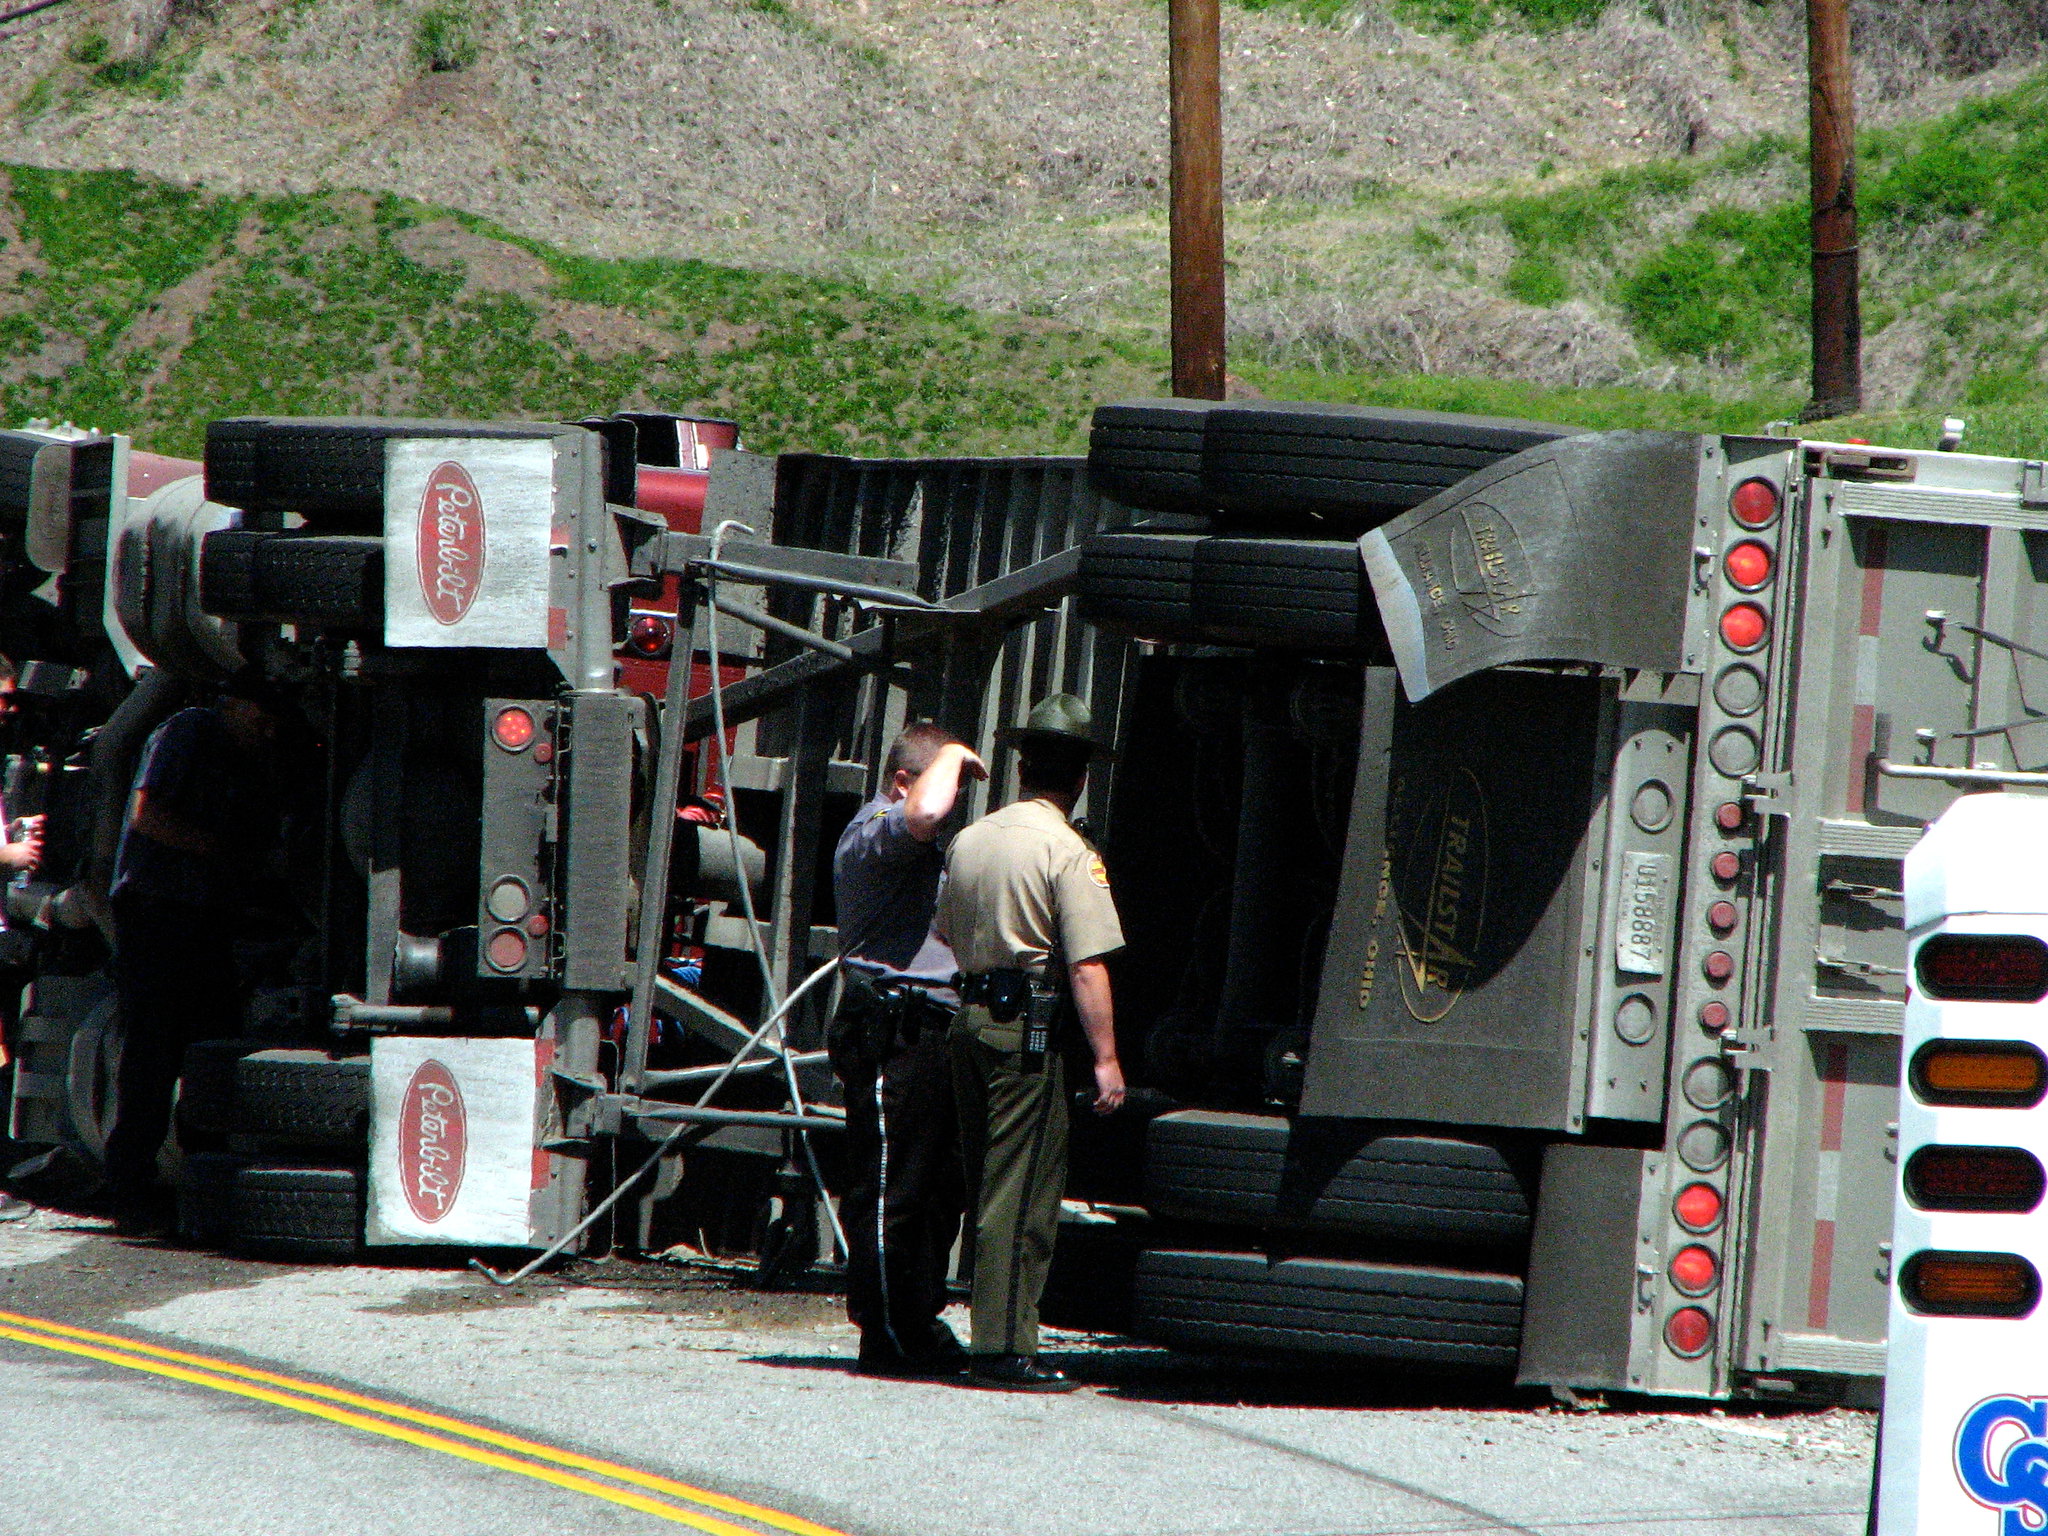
[129,789,216,855]
[1068,957,1124,1114]
[902,743,986,843]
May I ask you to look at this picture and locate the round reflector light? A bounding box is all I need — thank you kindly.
[1725,541,1773,591]
[1707,900,1738,933]
[486,928,529,972]
[627,614,674,659]
[1675,1183,1723,1233]
[1916,933,2048,1003]
[1730,478,1780,528]
[1906,1145,2047,1214]
[485,877,531,924]
[1670,1245,1719,1296]
[1911,1040,2048,1109]
[1720,603,1769,651]
[525,912,551,938]
[1715,801,1746,832]
[1703,950,1735,983]
[1900,1250,2041,1317]
[1698,1000,1731,1031]
[492,706,537,752]
[1665,1306,1714,1357]
[1711,851,1741,882]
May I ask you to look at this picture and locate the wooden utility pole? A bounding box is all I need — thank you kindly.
[1805,0,1862,420]
[1168,0,1226,401]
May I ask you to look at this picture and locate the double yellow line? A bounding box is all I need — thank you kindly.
[0,1308,847,1536]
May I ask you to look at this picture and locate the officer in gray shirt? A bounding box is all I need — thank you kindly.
[829,721,985,1375]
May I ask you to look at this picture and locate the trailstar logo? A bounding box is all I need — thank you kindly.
[416,459,485,625]
[397,1058,468,1222]
[1392,768,1489,1023]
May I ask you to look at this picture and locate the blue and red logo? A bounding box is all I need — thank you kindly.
[1957,1396,2048,1533]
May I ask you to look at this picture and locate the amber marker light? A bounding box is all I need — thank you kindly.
[1911,1041,2048,1109]
[1900,1250,2041,1317]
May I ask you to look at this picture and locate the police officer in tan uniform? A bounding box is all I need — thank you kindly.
[933,694,1125,1393]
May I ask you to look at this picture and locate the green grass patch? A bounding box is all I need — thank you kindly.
[1231,361,1801,435]
[1388,0,1607,41]
[0,166,1146,458]
[413,3,479,72]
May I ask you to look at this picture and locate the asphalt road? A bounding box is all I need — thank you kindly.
[0,1207,1877,1536]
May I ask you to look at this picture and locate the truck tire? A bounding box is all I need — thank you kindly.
[229,1164,364,1260]
[1088,399,1220,515]
[232,1051,372,1151]
[1131,1248,1523,1369]
[205,417,562,529]
[176,1038,264,1140]
[1075,530,1205,642]
[1202,404,1581,530]
[176,1150,246,1246]
[1191,537,1386,652]
[1144,1112,1535,1248]
[199,531,382,628]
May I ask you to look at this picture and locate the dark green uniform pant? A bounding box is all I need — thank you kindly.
[950,1005,1068,1359]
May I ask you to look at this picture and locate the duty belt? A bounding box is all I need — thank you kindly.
[957,968,1063,1063]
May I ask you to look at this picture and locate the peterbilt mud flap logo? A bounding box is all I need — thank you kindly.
[417,459,485,625]
[1392,768,1489,1022]
[1957,1396,2048,1533]
[398,1058,468,1222]
[1449,503,1537,638]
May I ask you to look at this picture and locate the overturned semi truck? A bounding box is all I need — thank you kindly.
[0,401,2029,1402]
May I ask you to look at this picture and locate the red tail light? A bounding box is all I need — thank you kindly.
[485,928,530,971]
[492,706,536,752]
[1670,1245,1719,1295]
[1665,1306,1714,1356]
[1905,1145,2046,1213]
[1730,478,1780,528]
[1674,1183,1723,1232]
[1916,934,2048,1002]
[1720,603,1769,651]
[1900,1250,2041,1317]
[1724,541,1773,590]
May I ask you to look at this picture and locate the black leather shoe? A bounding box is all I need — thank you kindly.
[965,1354,1080,1393]
[857,1339,967,1380]
[924,1319,969,1366]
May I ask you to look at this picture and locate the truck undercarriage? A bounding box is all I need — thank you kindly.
[3,399,2036,1403]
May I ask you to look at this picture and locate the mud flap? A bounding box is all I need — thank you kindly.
[1301,668,1606,1130]
[366,1035,553,1247]
[1360,431,1703,702]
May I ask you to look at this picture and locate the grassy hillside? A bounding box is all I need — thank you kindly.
[0,166,1150,458]
[10,54,2048,462]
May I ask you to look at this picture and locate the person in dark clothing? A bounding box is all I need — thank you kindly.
[100,684,280,1224]
[829,721,985,1376]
